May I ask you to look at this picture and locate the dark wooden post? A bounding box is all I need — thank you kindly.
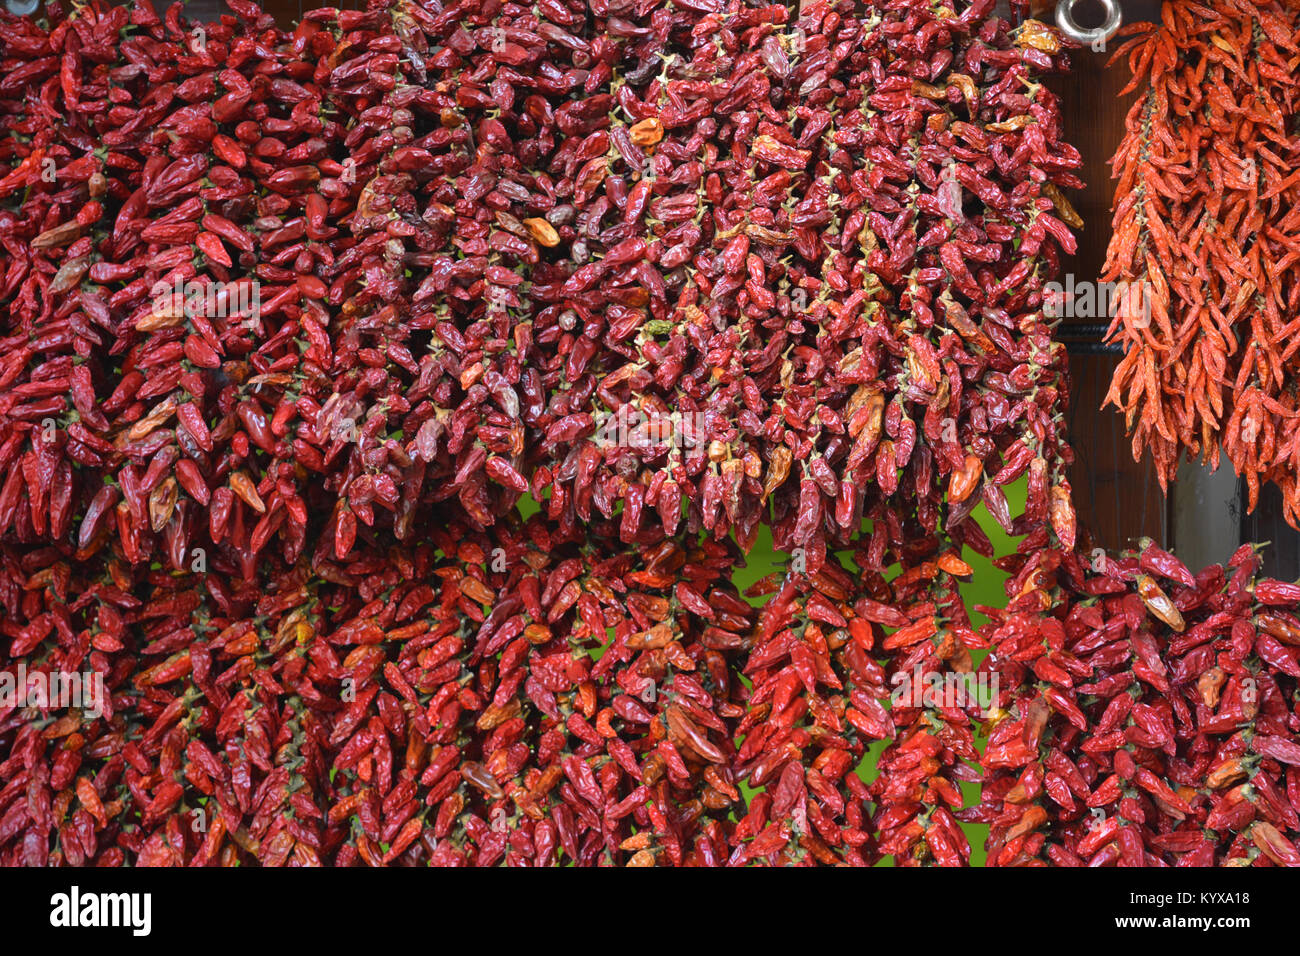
[1046,0,1169,552]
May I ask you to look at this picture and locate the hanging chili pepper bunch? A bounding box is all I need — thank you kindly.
[0,0,339,576]
[734,554,885,866]
[1103,0,1300,520]
[0,0,1082,568]
[387,0,666,543]
[510,0,1087,573]
[0,540,271,865]
[0,0,137,555]
[0,502,764,866]
[307,0,547,548]
[467,519,755,867]
[732,534,988,866]
[816,0,1084,562]
[973,538,1300,866]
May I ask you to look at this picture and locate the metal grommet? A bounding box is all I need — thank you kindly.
[5,0,39,15]
[1056,0,1122,51]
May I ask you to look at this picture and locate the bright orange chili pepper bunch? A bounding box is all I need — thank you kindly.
[1103,0,1300,520]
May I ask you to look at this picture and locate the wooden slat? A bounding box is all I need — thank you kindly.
[1242,483,1300,579]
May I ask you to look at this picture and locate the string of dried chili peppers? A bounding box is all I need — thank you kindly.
[1103,0,1300,520]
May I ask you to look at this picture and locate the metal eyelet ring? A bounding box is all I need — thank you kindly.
[5,0,39,15]
[1055,0,1122,50]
